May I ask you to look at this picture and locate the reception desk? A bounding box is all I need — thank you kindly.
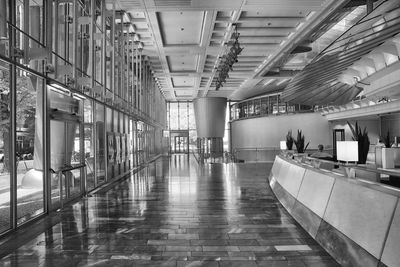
[269,155,400,267]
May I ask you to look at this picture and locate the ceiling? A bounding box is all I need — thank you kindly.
[116,0,357,102]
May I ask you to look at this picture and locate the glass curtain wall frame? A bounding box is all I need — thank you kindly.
[167,101,196,152]
[84,98,95,191]
[48,85,84,210]
[95,102,106,186]
[0,62,48,234]
[0,60,12,234]
[0,0,167,235]
[230,94,313,121]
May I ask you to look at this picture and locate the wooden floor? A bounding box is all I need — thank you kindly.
[0,155,339,266]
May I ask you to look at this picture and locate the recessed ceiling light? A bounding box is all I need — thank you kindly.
[276,78,289,86]
[296,22,305,30]
[306,11,316,21]
[181,28,184,31]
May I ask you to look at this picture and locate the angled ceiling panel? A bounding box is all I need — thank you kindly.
[282,1,400,106]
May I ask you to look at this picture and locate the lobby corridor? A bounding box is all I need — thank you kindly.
[0,155,338,267]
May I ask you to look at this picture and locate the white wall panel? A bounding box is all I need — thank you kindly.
[297,169,335,217]
[231,113,330,150]
[323,179,398,258]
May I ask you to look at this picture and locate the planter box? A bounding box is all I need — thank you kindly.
[382,147,395,169]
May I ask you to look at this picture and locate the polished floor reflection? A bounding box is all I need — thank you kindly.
[0,155,338,266]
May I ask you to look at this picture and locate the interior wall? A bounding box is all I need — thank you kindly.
[329,118,380,145]
[231,113,331,150]
[380,113,400,144]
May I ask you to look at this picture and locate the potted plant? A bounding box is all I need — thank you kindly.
[286,130,294,150]
[284,130,294,158]
[294,130,310,154]
[293,130,310,162]
[347,121,370,164]
[381,130,395,169]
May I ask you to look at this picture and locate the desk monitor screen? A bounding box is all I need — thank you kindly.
[337,141,358,162]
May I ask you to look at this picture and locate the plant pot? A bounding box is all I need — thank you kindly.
[382,147,395,169]
[282,150,294,159]
[293,153,307,163]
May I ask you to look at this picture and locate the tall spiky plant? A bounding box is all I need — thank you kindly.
[286,130,294,150]
[294,130,310,153]
[347,121,370,164]
[382,130,391,148]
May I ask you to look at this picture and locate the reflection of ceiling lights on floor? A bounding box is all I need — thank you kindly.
[215,25,243,91]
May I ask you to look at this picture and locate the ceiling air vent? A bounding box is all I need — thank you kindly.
[119,0,143,9]
[154,0,192,7]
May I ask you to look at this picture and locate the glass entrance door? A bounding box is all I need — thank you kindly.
[50,120,83,209]
[170,130,189,154]
[48,86,84,210]
[174,136,188,153]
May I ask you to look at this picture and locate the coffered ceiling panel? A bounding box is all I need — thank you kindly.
[157,11,205,45]
[175,89,194,97]
[167,55,199,72]
[171,77,196,87]
[119,0,354,101]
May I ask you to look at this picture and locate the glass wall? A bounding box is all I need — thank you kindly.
[0,60,11,233]
[95,103,106,185]
[0,0,167,236]
[16,68,44,225]
[230,94,312,121]
[167,102,197,151]
[84,100,95,191]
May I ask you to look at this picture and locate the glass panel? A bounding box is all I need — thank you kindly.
[238,103,245,118]
[105,107,113,179]
[132,121,137,167]
[94,26,103,84]
[189,130,197,152]
[49,87,82,208]
[84,100,95,191]
[70,125,82,197]
[254,99,261,115]
[16,68,44,224]
[105,41,112,90]
[269,95,277,114]
[56,3,68,60]
[0,60,11,233]
[179,102,188,130]
[0,1,9,58]
[261,98,268,115]
[66,4,74,64]
[129,120,134,169]
[95,104,105,185]
[49,120,64,208]
[248,100,254,116]
[94,0,102,29]
[166,103,170,129]
[188,102,196,130]
[169,103,179,130]
[137,121,144,164]
[16,0,44,43]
